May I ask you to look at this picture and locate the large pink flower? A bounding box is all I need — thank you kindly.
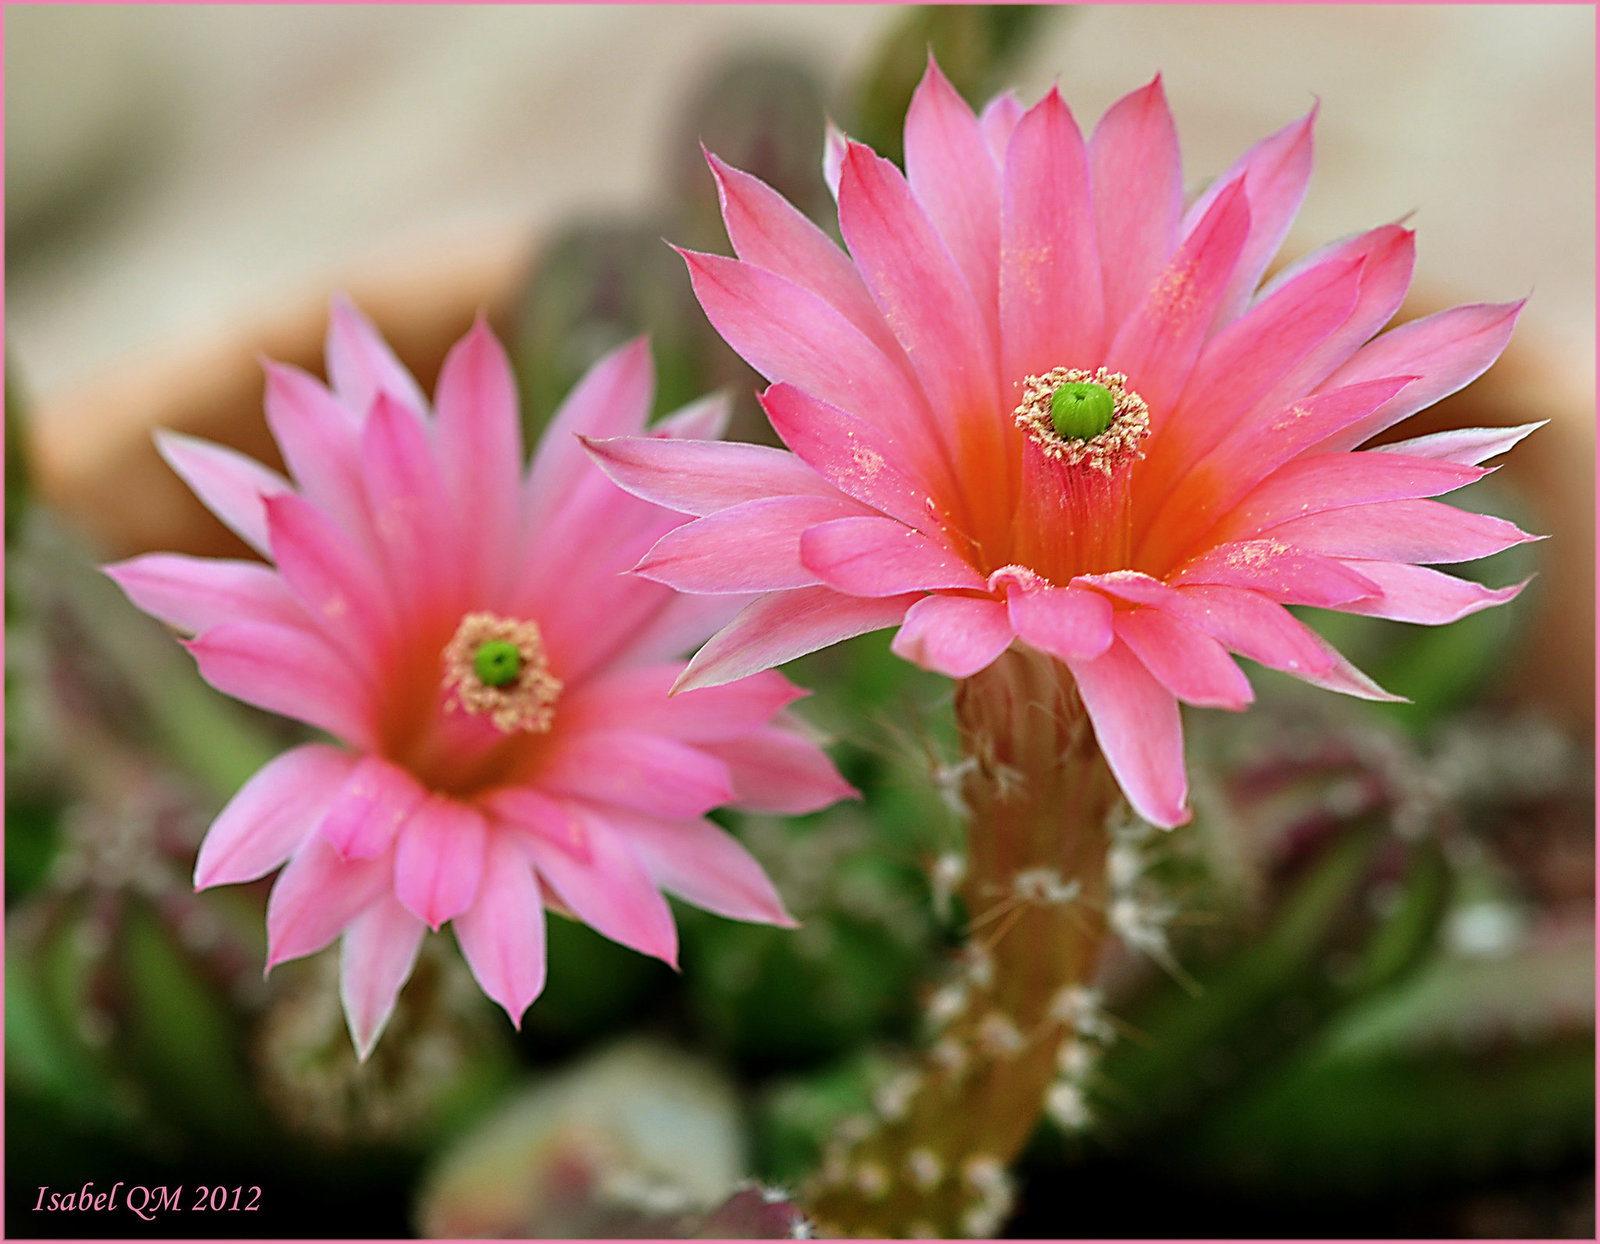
[588,60,1539,830]
[108,301,854,1057]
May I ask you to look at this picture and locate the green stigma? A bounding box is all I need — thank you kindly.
[1050,381,1116,442]
[473,640,523,687]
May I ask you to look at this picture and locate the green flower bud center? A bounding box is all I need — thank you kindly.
[473,640,523,688]
[1050,381,1116,442]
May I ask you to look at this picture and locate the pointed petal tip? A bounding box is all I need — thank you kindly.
[671,659,729,695]
[351,1026,379,1063]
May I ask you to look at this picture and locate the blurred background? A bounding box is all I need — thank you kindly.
[6,5,1594,1239]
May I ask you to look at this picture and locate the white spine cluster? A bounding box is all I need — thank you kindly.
[930,1036,969,1078]
[1105,806,1179,962]
[1045,1080,1093,1132]
[962,944,995,989]
[1013,867,1083,905]
[872,1069,923,1123]
[1048,984,1114,1042]
[977,1010,1025,1057]
[905,1148,944,1191]
[930,850,966,919]
[932,756,978,817]
[960,1155,1015,1237]
[853,1162,889,1200]
[926,981,968,1029]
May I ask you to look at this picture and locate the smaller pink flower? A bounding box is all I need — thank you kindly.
[108,300,854,1058]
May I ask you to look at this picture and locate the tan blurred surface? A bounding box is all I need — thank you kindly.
[7,5,1593,398]
[6,5,1594,721]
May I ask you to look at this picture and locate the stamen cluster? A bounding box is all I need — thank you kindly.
[1013,367,1150,476]
[442,611,563,734]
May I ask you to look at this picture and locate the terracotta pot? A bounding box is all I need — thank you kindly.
[29,255,1593,727]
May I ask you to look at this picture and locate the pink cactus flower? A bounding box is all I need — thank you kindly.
[588,60,1539,830]
[108,302,855,1058]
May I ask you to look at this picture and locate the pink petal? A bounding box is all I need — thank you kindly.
[186,620,376,748]
[636,494,869,594]
[1082,571,1398,700]
[559,664,804,744]
[679,248,945,478]
[1089,75,1183,335]
[261,362,374,546]
[823,119,847,201]
[1261,499,1541,564]
[513,449,682,620]
[800,515,985,596]
[339,894,426,1061]
[1180,107,1315,329]
[453,832,548,1027]
[394,797,487,930]
[1144,376,1416,558]
[1001,86,1104,384]
[616,812,796,926]
[194,743,356,889]
[701,722,859,814]
[760,383,951,535]
[906,57,1002,348]
[538,729,736,820]
[265,835,393,969]
[317,754,429,860]
[1314,300,1524,451]
[535,567,682,688]
[1172,540,1383,607]
[480,786,591,862]
[1329,561,1530,624]
[154,431,291,557]
[1166,583,1401,701]
[999,572,1114,663]
[325,294,429,418]
[433,316,524,597]
[1067,638,1190,828]
[890,593,1014,678]
[1213,451,1487,540]
[652,391,732,440]
[1148,249,1364,488]
[1117,607,1253,710]
[709,151,908,366]
[837,142,1004,490]
[677,586,919,692]
[523,337,655,535]
[264,493,395,667]
[1104,176,1251,420]
[582,435,838,518]
[361,391,464,622]
[1073,568,1190,612]
[611,590,757,670]
[105,554,304,635]
[1372,420,1544,466]
[977,91,1024,163]
[1247,224,1417,406]
[522,808,679,966]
